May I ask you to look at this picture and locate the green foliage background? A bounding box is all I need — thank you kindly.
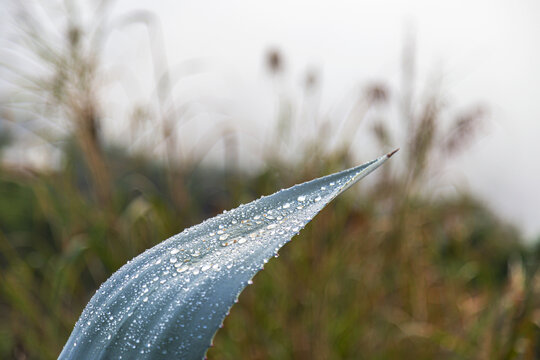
[1,136,539,359]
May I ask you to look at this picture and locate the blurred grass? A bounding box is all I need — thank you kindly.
[1,2,540,359]
[1,132,539,359]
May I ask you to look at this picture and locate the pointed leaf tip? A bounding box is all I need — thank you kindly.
[387,148,400,158]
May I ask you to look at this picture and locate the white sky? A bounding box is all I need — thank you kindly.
[107,0,540,239]
[2,0,540,239]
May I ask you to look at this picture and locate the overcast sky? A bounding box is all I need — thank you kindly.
[2,0,539,239]
[106,0,540,239]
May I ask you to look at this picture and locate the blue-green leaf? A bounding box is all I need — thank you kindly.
[59,151,396,359]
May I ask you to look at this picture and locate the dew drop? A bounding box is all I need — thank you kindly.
[201,264,211,272]
[238,237,246,244]
[297,195,306,202]
[170,248,179,255]
[314,196,322,202]
[282,203,291,209]
[219,234,229,241]
[177,266,189,273]
[170,257,177,263]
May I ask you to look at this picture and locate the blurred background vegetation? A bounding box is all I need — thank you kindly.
[1,1,539,359]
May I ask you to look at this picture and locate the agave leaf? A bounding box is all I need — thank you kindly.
[59,151,397,359]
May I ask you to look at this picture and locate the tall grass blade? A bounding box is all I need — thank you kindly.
[59,151,396,359]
